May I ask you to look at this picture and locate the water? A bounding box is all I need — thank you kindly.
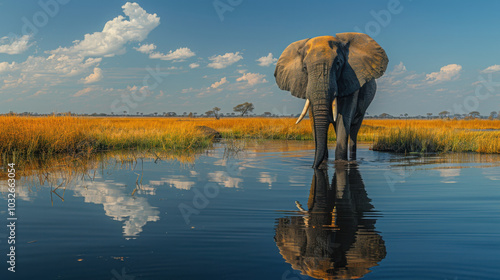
[1,140,500,280]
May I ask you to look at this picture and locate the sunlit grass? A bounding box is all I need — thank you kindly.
[0,116,213,158]
[1,116,499,158]
[372,126,500,154]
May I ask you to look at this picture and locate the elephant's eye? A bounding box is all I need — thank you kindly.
[302,64,307,71]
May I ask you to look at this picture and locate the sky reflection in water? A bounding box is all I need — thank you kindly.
[1,141,500,280]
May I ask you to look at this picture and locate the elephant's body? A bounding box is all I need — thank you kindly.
[275,33,388,168]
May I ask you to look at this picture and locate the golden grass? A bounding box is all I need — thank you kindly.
[367,119,500,154]
[0,116,213,158]
[1,116,499,159]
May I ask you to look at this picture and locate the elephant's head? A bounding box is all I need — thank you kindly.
[274,33,388,168]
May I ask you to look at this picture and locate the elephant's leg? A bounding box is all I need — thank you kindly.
[335,114,349,161]
[335,91,359,161]
[349,116,364,160]
[348,80,376,160]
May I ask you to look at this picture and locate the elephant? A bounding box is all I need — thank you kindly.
[274,165,386,279]
[274,33,388,168]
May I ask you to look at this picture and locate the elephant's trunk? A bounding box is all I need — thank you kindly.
[308,63,334,169]
[311,98,330,169]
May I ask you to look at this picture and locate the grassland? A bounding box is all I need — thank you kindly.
[1,116,499,159]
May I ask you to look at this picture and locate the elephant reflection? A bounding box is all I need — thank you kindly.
[274,166,385,279]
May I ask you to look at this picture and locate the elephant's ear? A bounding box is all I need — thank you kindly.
[335,32,388,97]
[274,38,310,99]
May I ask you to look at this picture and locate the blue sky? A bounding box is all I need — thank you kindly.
[0,0,499,116]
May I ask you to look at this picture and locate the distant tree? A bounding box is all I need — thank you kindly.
[263,112,272,117]
[154,112,158,117]
[379,113,391,118]
[205,110,214,118]
[439,111,450,118]
[188,112,193,118]
[426,113,433,119]
[215,107,221,119]
[233,102,254,116]
[489,111,498,120]
[404,113,408,118]
[469,111,480,118]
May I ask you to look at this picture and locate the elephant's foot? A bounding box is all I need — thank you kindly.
[334,159,358,168]
[350,150,357,161]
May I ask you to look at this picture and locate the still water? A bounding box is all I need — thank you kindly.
[1,140,500,280]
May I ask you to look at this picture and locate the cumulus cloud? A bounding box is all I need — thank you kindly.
[0,35,33,55]
[0,62,16,73]
[0,2,159,91]
[207,52,243,69]
[135,43,195,61]
[426,64,462,83]
[50,2,159,58]
[481,65,500,73]
[82,67,103,84]
[256,53,277,67]
[134,43,156,54]
[236,72,267,86]
[391,61,407,75]
[189,63,200,69]
[210,77,228,89]
[1,55,103,90]
[149,47,195,61]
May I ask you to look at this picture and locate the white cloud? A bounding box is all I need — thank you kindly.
[82,67,103,84]
[189,63,200,69]
[391,61,407,75]
[0,2,159,91]
[134,43,156,54]
[207,52,243,69]
[210,77,228,89]
[135,43,195,61]
[50,2,159,58]
[256,53,277,67]
[149,47,195,61]
[0,35,32,55]
[0,62,16,73]
[426,64,462,83]
[236,72,267,86]
[74,87,94,97]
[481,65,500,73]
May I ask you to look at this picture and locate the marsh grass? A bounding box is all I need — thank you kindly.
[372,127,500,154]
[1,116,499,160]
[0,116,213,158]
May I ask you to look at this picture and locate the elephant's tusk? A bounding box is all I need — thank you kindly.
[332,97,337,122]
[295,99,310,124]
